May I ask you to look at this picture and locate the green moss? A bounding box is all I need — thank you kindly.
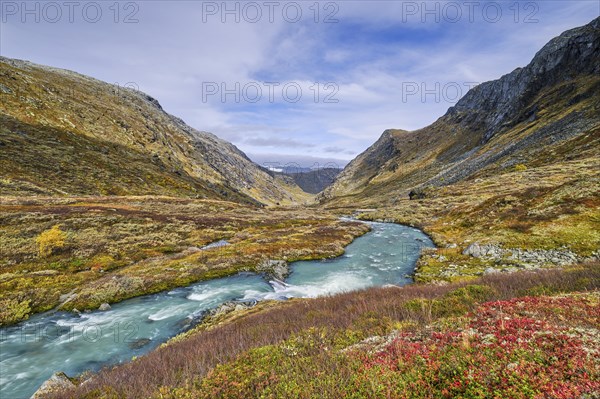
[0,298,32,325]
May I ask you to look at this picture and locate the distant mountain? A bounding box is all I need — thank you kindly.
[274,168,342,194]
[321,17,600,206]
[0,58,308,205]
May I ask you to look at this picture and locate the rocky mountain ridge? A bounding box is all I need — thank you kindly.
[321,16,600,203]
[451,16,600,144]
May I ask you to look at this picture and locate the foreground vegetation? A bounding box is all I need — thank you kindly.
[46,261,599,398]
[0,196,369,325]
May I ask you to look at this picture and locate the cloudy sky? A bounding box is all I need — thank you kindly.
[1,1,598,167]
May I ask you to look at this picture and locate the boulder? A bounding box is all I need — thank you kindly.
[463,243,483,257]
[128,338,151,350]
[98,303,111,311]
[408,187,429,200]
[31,372,75,398]
[256,259,289,280]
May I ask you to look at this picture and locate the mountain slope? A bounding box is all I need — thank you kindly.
[321,17,600,205]
[0,57,307,205]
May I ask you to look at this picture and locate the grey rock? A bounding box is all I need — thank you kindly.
[0,83,12,94]
[256,259,289,280]
[32,270,59,276]
[200,240,229,250]
[462,243,502,258]
[98,303,111,311]
[31,372,75,398]
[209,301,254,317]
[59,293,76,303]
[463,241,582,269]
[128,338,151,350]
[463,243,482,257]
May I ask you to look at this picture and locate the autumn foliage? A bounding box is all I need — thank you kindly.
[36,225,67,257]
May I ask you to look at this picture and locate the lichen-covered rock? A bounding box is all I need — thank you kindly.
[209,301,255,317]
[31,372,75,399]
[256,259,289,281]
[463,242,583,267]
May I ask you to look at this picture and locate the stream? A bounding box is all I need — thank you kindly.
[0,221,433,398]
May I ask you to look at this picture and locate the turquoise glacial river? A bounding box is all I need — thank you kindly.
[0,221,433,398]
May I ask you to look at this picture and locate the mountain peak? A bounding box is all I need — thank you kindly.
[448,16,600,143]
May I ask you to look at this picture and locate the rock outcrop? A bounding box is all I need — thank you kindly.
[449,17,600,144]
[256,259,289,280]
[463,242,585,266]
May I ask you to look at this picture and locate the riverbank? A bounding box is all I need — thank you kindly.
[326,158,600,283]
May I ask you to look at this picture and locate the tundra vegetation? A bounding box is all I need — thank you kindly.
[0,196,368,325]
[349,157,600,282]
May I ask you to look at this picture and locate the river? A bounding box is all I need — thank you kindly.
[0,221,433,398]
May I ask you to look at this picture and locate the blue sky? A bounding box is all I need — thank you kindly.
[1,1,598,167]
